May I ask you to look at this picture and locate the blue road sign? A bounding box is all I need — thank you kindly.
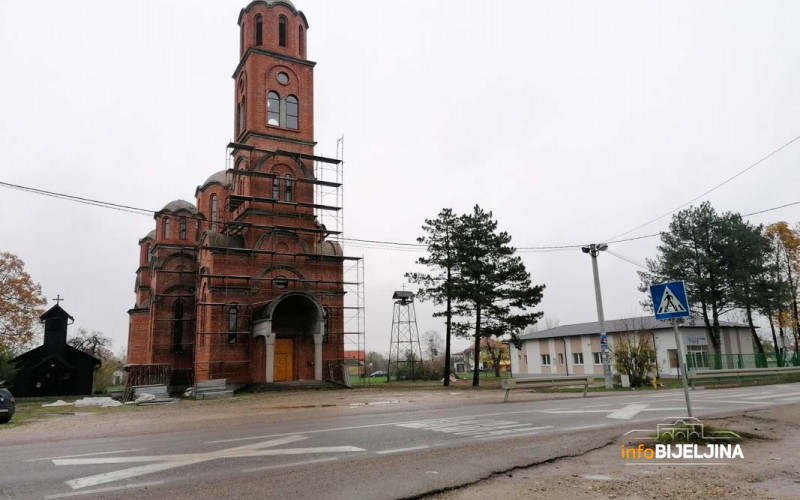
[650,281,690,320]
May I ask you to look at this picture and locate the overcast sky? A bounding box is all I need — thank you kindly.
[1,0,799,357]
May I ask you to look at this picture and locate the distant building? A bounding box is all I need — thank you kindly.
[510,316,754,378]
[12,305,101,397]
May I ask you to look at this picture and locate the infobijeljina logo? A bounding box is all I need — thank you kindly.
[621,417,743,465]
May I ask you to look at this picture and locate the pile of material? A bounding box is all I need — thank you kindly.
[42,397,122,408]
[131,384,179,405]
[191,379,233,400]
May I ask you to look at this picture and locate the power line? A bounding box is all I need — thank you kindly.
[1,180,798,253]
[604,133,800,242]
[606,249,648,269]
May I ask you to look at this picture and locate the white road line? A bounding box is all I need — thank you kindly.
[778,396,800,402]
[27,449,147,462]
[607,404,649,420]
[242,457,337,473]
[66,458,206,490]
[688,399,772,405]
[744,391,800,400]
[203,408,566,444]
[44,481,165,499]
[59,435,365,490]
[584,404,611,408]
[376,446,430,455]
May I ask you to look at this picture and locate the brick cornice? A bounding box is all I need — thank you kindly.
[233,47,316,79]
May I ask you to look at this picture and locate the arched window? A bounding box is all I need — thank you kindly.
[278,16,287,47]
[163,217,171,239]
[286,95,298,129]
[210,194,218,231]
[227,305,238,343]
[172,300,184,352]
[272,176,280,200]
[179,218,187,239]
[238,97,246,134]
[267,91,280,126]
[145,243,152,264]
[255,15,263,46]
[299,26,304,57]
[284,175,293,202]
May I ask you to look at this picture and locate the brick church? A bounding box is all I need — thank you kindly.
[127,0,349,386]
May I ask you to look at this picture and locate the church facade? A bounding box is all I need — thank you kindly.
[127,0,348,386]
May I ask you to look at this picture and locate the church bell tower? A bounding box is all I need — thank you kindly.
[233,0,314,154]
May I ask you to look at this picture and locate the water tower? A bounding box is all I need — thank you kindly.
[386,291,423,381]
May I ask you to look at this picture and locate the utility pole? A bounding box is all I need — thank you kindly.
[582,243,613,389]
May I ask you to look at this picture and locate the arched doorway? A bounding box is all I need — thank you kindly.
[253,293,326,382]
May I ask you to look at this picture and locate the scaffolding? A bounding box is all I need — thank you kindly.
[144,139,366,388]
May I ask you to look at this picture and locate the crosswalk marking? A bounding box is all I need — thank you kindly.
[397,417,551,438]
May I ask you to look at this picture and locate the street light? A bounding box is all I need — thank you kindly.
[582,243,613,389]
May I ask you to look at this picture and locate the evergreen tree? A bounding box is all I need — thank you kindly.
[451,205,544,387]
[406,208,461,385]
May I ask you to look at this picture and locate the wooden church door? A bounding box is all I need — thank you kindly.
[273,339,294,381]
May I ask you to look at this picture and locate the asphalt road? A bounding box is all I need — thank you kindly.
[2,383,800,499]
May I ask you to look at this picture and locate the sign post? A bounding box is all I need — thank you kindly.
[650,281,693,418]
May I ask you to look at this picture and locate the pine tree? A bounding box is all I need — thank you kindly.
[451,205,544,387]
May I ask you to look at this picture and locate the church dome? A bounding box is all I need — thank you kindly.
[244,0,297,11]
[160,199,199,215]
[143,230,156,240]
[200,170,231,190]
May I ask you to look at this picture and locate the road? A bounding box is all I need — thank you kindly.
[2,383,799,499]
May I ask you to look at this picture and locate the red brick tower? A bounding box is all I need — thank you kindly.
[129,0,347,387]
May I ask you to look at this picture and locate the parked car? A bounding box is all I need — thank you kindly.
[369,370,387,377]
[0,388,15,424]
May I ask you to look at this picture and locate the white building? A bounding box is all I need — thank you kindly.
[510,316,754,378]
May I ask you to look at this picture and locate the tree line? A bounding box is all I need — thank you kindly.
[639,202,800,363]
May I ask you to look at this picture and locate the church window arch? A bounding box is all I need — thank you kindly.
[278,16,287,47]
[299,26,305,57]
[272,176,280,200]
[237,96,246,135]
[210,194,218,231]
[286,95,298,130]
[284,175,293,202]
[171,299,184,352]
[255,14,263,46]
[163,217,171,239]
[179,218,187,239]
[227,304,239,343]
[145,243,152,264]
[267,91,280,126]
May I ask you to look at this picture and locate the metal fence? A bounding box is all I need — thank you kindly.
[685,352,800,371]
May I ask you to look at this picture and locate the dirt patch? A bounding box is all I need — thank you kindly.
[431,404,800,500]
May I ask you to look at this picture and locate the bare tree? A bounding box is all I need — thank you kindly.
[68,328,113,360]
[422,330,444,360]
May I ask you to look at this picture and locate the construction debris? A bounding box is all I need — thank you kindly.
[42,400,72,407]
[193,379,234,400]
[44,397,123,408]
[131,384,179,405]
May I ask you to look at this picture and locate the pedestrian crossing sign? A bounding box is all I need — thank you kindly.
[650,281,690,320]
